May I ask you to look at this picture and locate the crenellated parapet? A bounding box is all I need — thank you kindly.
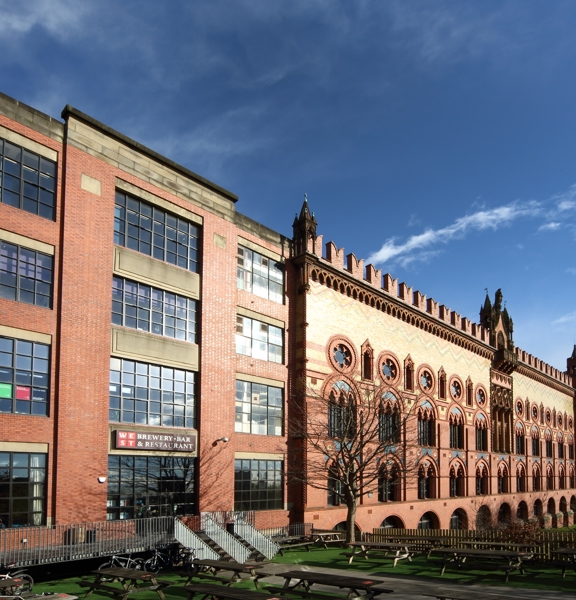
[515,347,573,387]
[312,233,491,344]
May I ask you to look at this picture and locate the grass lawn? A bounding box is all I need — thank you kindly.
[30,546,576,598]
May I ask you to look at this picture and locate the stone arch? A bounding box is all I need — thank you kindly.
[534,498,543,517]
[547,497,556,515]
[418,511,439,530]
[380,515,404,529]
[516,500,529,521]
[449,508,468,530]
[498,503,511,526]
[476,505,492,529]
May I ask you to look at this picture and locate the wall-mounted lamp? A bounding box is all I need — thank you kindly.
[98,476,107,484]
[216,437,229,443]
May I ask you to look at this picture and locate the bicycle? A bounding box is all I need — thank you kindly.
[144,544,199,573]
[0,564,34,596]
[98,554,145,580]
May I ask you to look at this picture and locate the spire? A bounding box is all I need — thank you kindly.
[293,193,318,256]
[571,344,576,360]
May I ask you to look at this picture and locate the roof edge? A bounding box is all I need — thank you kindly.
[61,105,238,203]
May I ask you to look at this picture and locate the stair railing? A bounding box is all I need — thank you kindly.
[200,514,250,563]
[174,518,220,560]
[234,517,279,560]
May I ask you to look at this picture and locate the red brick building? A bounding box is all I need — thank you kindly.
[0,91,574,533]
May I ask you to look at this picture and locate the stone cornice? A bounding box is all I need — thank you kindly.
[516,363,575,396]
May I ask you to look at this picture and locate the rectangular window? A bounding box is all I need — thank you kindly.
[532,437,540,456]
[107,455,195,520]
[237,246,283,303]
[379,411,400,443]
[235,380,283,435]
[114,192,200,273]
[0,139,56,220]
[235,315,283,363]
[450,423,463,449]
[0,242,53,307]
[234,459,283,511]
[109,358,195,428]
[515,434,525,455]
[558,443,564,459]
[569,444,574,460]
[0,452,46,527]
[112,277,197,343]
[0,337,49,416]
[476,428,488,452]
[546,440,553,458]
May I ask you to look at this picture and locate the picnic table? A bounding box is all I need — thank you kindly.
[276,536,317,555]
[311,532,343,549]
[276,569,393,600]
[551,547,576,578]
[341,541,417,567]
[78,567,171,600]
[459,541,537,551]
[428,547,533,582]
[183,559,266,588]
[183,583,285,600]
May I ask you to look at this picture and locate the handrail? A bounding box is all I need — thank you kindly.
[200,514,250,563]
[234,518,279,560]
[173,519,220,560]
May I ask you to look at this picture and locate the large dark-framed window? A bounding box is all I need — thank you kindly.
[449,422,464,449]
[379,405,400,444]
[234,459,283,511]
[532,436,540,456]
[235,315,283,363]
[0,139,56,220]
[112,277,197,343]
[0,337,49,416]
[235,380,283,435]
[476,426,488,451]
[0,452,46,527]
[106,455,195,520]
[237,246,283,303]
[0,242,53,307]
[109,358,195,428]
[114,192,200,273]
[418,415,435,446]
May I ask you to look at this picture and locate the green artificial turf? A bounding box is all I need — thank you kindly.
[30,546,576,598]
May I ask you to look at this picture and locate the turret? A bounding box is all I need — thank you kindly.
[292,194,317,256]
[568,345,576,387]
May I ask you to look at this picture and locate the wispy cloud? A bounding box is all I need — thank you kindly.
[367,201,541,266]
[566,268,576,276]
[539,222,561,232]
[552,311,576,325]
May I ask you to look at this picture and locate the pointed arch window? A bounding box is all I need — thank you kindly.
[327,463,344,506]
[466,378,473,407]
[531,427,540,457]
[418,463,436,499]
[438,368,446,400]
[532,464,541,492]
[476,415,488,451]
[449,410,464,449]
[449,464,465,498]
[516,465,526,492]
[378,462,401,502]
[515,424,525,455]
[497,465,509,494]
[476,464,488,495]
[558,433,564,459]
[559,466,566,490]
[418,405,435,447]
[379,392,400,444]
[546,466,554,491]
[361,341,373,381]
[328,381,356,439]
[404,356,414,392]
[570,467,575,489]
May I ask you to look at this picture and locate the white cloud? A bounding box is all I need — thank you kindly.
[552,311,576,325]
[367,201,541,266]
[538,222,561,231]
[0,0,91,39]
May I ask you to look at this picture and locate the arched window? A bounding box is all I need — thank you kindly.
[533,499,543,517]
[569,435,575,460]
[449,410,464,449]
[559,466,566,490]
[558,433,565,459]
[515,424,525,455]
[466,378,473,407]
[379,392,400,444]
[532,464,541,492]
[418,405,435,447]
[516,464,526,492]
[570,467,575,489]
[418,511,438,530]
[438,368,446,400]
[418,463,436,499]
[545,429,553,458]
[516,501,528,521]
[531,427,540,457]
[546,466,554,491]
[450,509,467,530]
[404,356,414,391]
[378,462,401,502]
[449,464,465,498]
[361,341,373,381]
[328,381,356,438]
[327,463,343,506]
[476,464,488,495]
[476,415,488,451]
[497,465,509,494]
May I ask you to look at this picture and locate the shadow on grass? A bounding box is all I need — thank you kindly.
[271,546,576,593]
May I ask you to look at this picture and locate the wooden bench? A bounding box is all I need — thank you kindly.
[78,581,137,600]
[277,541,315,555]
[547,560,576,578]
[183,583,289,599]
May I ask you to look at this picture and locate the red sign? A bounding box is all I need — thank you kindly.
[16,386,31,400]
[115,430,197,454]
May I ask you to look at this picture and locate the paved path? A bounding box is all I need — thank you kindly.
[254,563,576,600]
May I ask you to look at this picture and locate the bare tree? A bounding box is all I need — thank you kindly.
[288,375,418,543]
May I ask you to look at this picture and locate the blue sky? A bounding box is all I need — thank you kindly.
[1,0,575,370]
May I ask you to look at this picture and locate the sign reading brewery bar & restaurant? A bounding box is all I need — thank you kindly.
[114,429,197,454]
